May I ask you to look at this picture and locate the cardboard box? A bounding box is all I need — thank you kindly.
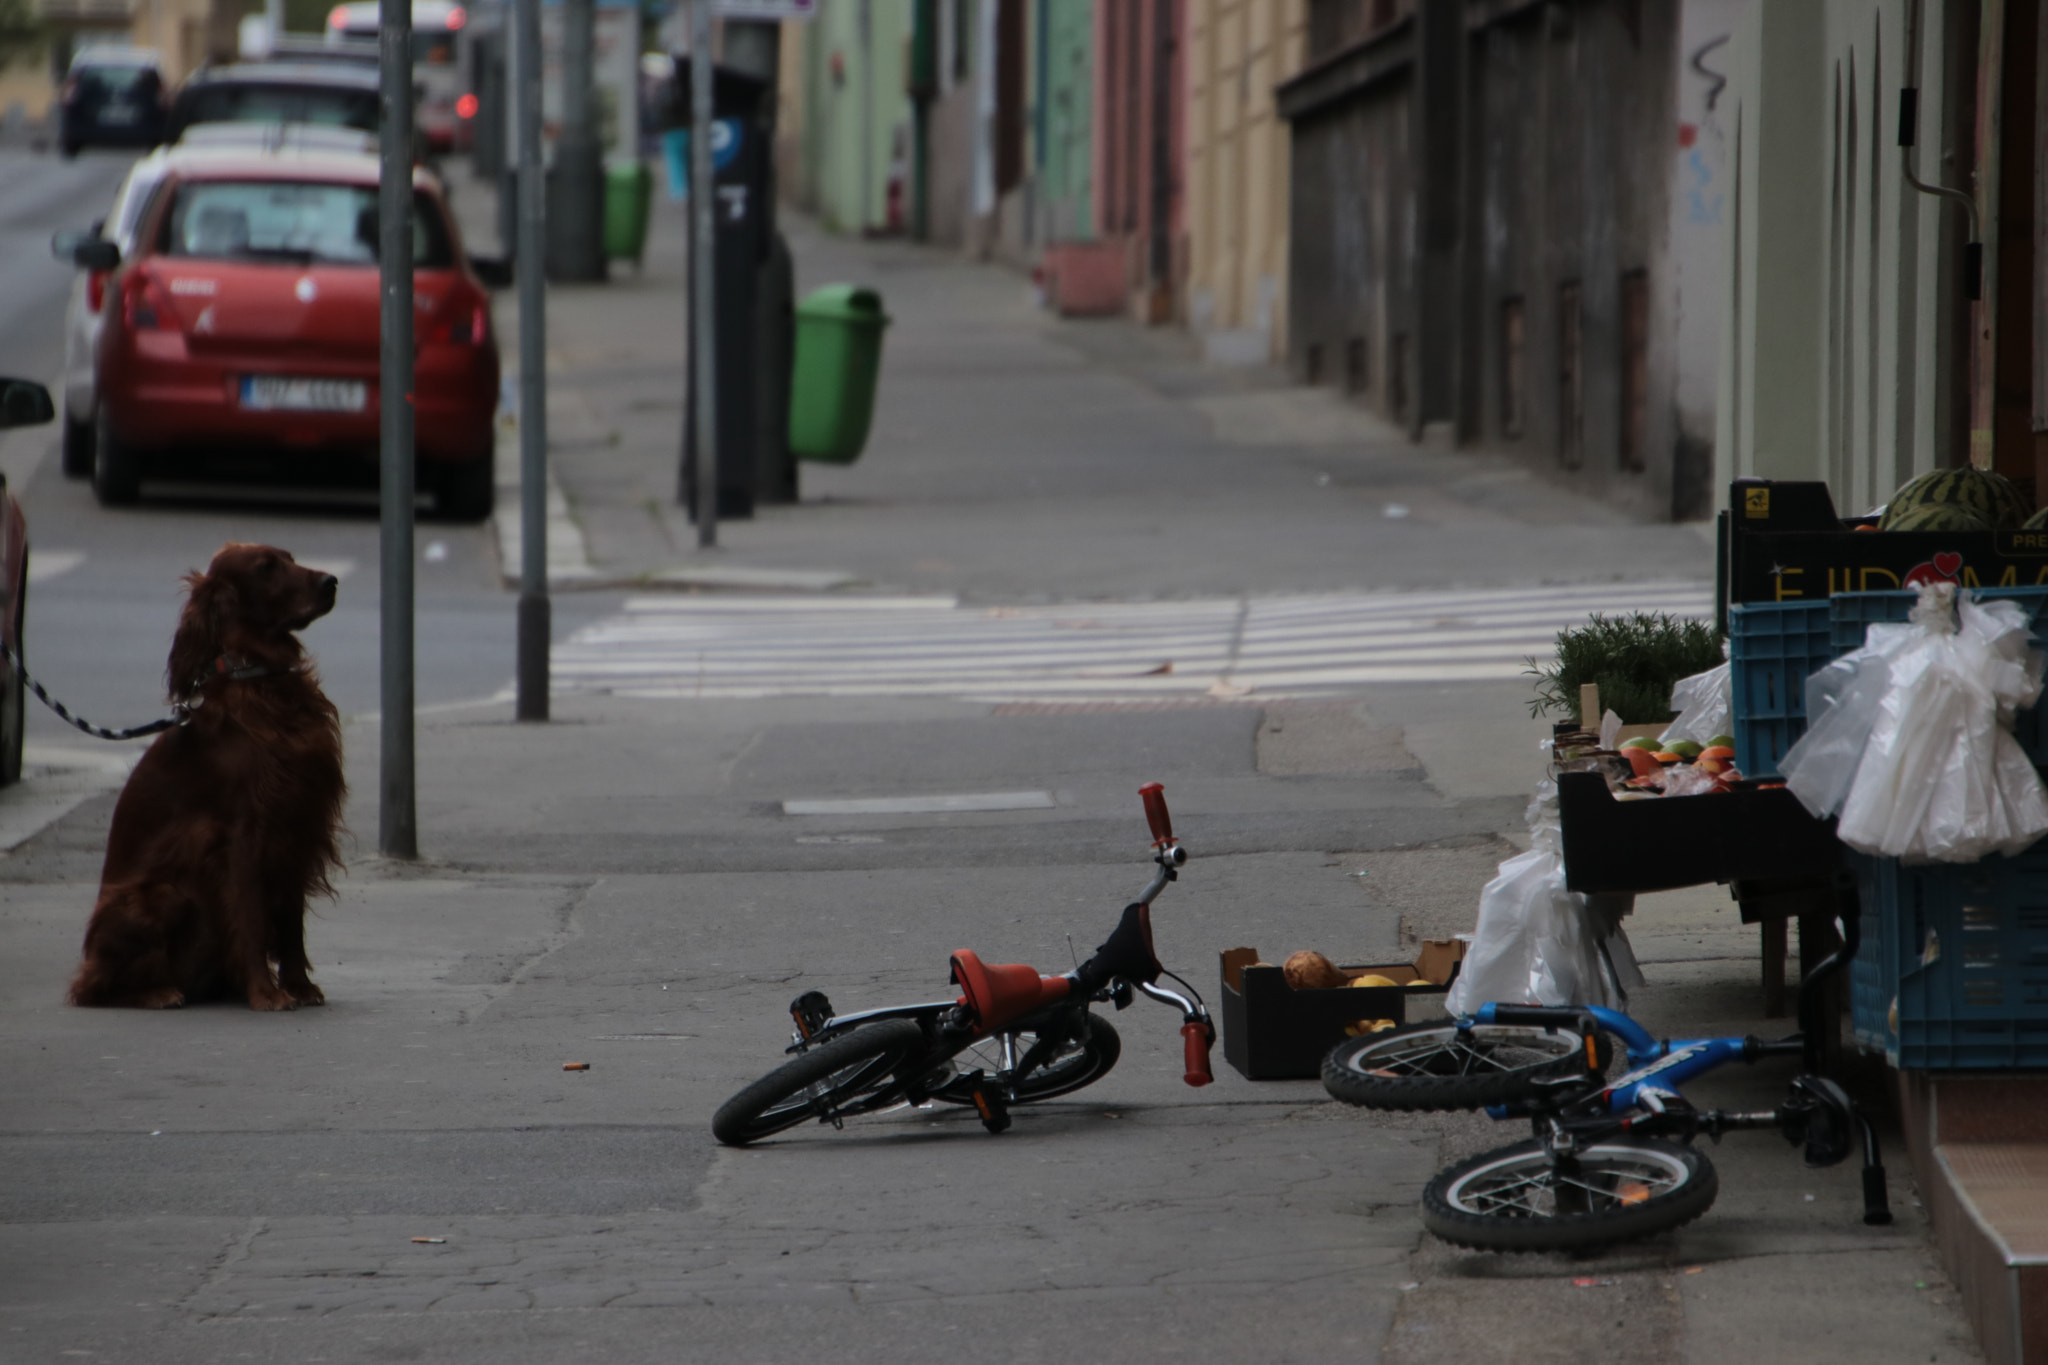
[1218,940,1466,1081]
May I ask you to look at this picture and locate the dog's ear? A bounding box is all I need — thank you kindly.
[167,569,237,701]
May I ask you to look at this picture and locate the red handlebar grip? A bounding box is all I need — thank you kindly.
[1139,782,1173,845]
[1182,1020,1214,1087]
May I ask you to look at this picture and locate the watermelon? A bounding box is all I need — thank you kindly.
[1882,501,1991,533]
[1881,468,2033,529]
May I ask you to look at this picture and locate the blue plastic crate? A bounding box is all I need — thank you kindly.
[1827,590,1919,653]
[1729,601,1834,780]
[1861,847,2048,1069]
[1846,849,1899,1054]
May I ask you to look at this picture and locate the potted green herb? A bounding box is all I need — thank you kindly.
[1526,613,1725,727]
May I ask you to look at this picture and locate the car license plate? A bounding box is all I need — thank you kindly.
[241,377,367,413]
[100,105,136,124]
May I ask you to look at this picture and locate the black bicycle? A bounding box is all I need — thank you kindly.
[713,783,1216,1146]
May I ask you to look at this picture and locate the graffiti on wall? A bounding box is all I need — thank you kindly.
[1680,34,1730,226]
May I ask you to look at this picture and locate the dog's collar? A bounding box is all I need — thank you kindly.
[189,655,286,692]
[213,654,273,682]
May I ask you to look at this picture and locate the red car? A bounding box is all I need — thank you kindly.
[77,146,499,519]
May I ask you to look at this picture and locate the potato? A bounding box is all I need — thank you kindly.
[1282,950,1347,990]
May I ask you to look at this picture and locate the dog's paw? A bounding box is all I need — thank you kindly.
[288,982,326,1007]
[140,987,186,1010]
[246,987,299,1012]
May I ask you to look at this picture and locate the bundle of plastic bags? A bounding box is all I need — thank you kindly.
[1445,780,1642,1013]
[1660,644,1732,747]
[1779,582,2048,863]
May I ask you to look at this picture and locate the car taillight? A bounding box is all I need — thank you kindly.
[456,93,478,119]
[428,302,489,346]
[87,270,107,313]
[123,272,178,331]
[327,4,348,26]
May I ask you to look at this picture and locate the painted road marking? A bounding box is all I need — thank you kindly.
[783,791,1059,816]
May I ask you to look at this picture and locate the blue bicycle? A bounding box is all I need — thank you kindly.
[1322,897,1894,1253]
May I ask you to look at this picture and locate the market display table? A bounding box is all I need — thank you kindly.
[1555,771,1849,1067]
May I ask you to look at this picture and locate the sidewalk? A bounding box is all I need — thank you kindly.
[445,172,1981,1361]
[0,172,1985,1363]
[453,166,1718,600]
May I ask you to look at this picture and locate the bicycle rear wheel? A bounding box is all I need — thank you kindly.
[1422,1137,1718,1252]
[929,1014,1121,1105]
[1322,1020,1611,1112]
[712,1019,929,1146]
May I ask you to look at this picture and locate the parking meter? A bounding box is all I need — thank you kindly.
[667,61,772,521]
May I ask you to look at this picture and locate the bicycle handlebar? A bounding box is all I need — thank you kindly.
[1139,782,1173,846]
[1182,1019,1215,1087]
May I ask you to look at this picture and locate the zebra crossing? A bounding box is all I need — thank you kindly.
[548,580,1715,704]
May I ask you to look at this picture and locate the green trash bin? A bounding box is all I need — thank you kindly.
[604,161,653,266]
[789,284,890,464]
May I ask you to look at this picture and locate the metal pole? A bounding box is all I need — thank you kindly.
[547,0,605,280]
[515,0,550,718]
[690,0,717,547]
[377,0,417,857]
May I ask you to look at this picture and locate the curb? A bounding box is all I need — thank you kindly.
[489,415,600,590]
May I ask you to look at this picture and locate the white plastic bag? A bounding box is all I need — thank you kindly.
[1781,582,2048,863]
[1779,622,1920,819]
[1445,782,1642,1012]
[1660,647,1732,747]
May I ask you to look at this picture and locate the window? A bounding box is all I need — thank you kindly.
[1390,333,1409,418]
[953,0,974,81]
[1619,270,1649,471]
[1346,336,1368,394]
[1558,282,1582,468]
[177,82,379,133]
[1500,297,1525,438]
[162,181,453,267]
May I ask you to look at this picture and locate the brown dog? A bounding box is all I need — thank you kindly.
[69,544,345,1011]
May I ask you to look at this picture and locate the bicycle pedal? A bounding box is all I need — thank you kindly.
[971,1083,1012,1135]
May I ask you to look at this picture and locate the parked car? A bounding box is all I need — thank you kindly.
[51,126,383,481]
[164,60,381,144]
[60,146,499,519]
[56,47,168,157]
[324,0,470,153]
[0,377,52,786]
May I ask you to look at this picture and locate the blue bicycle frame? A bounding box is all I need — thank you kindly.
[1471,1002,1751,1117]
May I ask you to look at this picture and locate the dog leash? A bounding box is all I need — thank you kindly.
[0,636,190,741]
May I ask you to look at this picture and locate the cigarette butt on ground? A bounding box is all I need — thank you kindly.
[563,1062,590,1071]
[411,1237,446,1244]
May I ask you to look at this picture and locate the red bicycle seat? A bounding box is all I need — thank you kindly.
[949,949,1071,1033]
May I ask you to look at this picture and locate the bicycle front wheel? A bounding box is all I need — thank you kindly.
[1422,1137,1718,1253]
[712,1019,929,1146]
[929,1013,1122,1105]
[1322,1020,1611,1112]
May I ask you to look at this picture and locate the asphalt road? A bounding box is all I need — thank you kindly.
[0,146,614,754]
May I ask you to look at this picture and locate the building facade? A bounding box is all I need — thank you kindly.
[1184,0,1308,365]
[1278,0,1745,521]
[1717,0,1986,520]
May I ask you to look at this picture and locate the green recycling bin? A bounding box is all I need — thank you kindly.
[604,160,653,266]
[789,284,890,464]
